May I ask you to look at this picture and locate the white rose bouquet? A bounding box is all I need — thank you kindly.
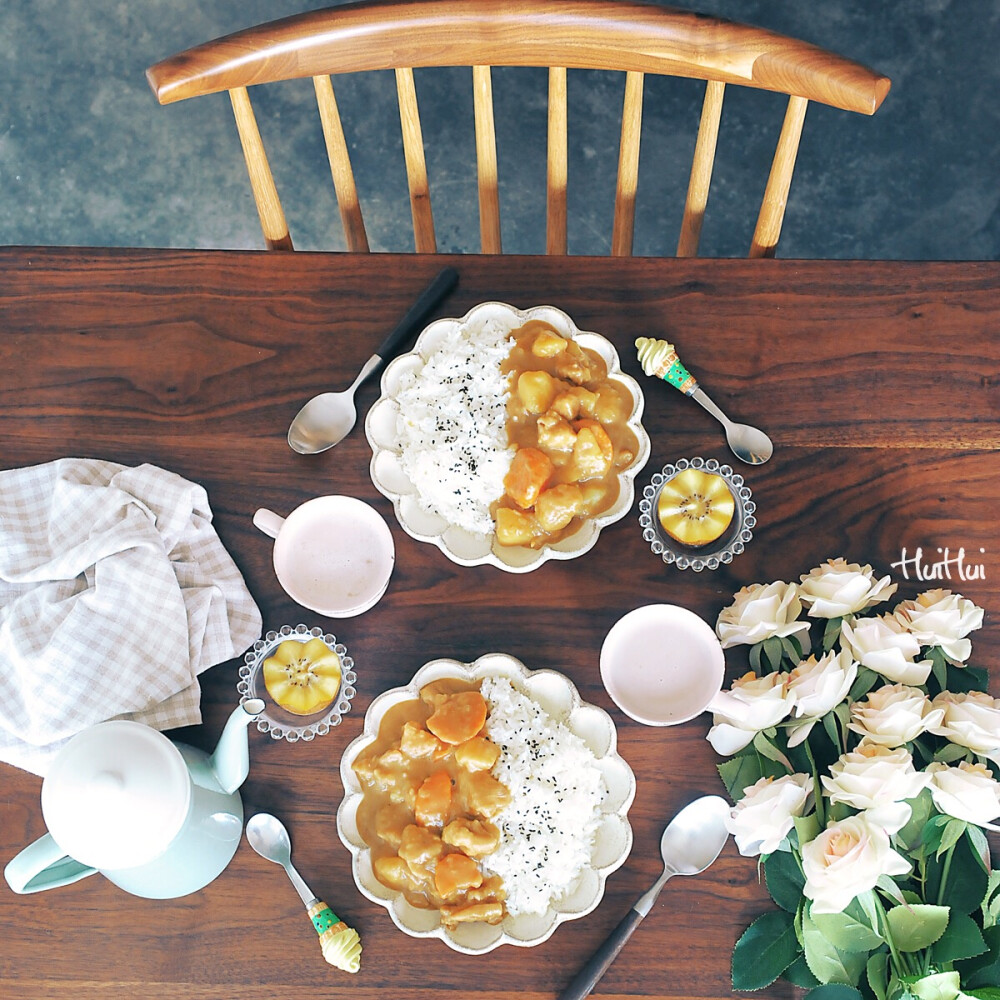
[711,558,997,1000]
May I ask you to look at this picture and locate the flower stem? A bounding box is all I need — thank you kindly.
[937,843,955,906]
[803,739,826,827]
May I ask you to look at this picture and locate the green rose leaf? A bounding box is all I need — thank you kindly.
[926,834,990,914]
[811,909,885,952]
[847,666,879,703]
[885,903,950,952]
[785,954,822,988]
[910,970,960,1000]
[931,910,987,964]
[732,909,801,991]
[802,911,869,986]
[937,818,968,860]
[804,986,865,1000]
[867,951,889,1000]
[966,823,990,873]
[717,753,766,800]
[957,925,1000,989]
[762,635,784,672]
[822,617,843,652]
[765,850,805,912]
[965,989,1000,1000]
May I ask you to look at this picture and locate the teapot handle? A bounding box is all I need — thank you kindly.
[4,833,98,894]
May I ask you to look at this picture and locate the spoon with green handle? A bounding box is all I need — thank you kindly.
[245,812,362,973]
[636,337,773,464]
[558,795,731,1000]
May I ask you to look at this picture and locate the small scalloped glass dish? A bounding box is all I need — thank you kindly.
[638,456,756,572]
[365,301,650,573]
[237,624,357,742]
[337,653,635,953]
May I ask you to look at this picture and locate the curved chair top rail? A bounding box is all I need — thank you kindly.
[147,0,890,115]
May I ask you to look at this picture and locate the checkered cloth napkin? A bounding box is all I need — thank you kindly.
[0,459,262,775]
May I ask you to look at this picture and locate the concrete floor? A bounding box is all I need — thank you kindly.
[2,0,998,259]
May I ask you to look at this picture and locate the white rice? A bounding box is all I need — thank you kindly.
[395,316,514,535]
[481,677,606,916]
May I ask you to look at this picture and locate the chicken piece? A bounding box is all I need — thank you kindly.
[434,852,484,900]
[373,855,419,892]
[453,736,500,772]
[375,803,411,847]
[570,421,614,479]
[536,411,577,452]
[550,391,581,421]
[554,342,596,384]
[442,818,501,857]
[460,769,512,819]
[535,483,586,533]
[495,507,541,547]
[504,447,553,509]
[516,370,558,415]
[419,679,467,709]
[414,770,453,828]
[594,386,627,423]
[399,721,443,759]
[531,330,568,357]
[398,824,445,879]
[440,901,505,929]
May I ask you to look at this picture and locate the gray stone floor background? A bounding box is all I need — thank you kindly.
[2,0,997,259]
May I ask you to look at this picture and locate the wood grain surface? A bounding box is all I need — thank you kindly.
[1,248,998,1000]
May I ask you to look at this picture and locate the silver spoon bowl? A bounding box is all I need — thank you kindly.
[287,267,458,454]
[691,386,774,465]
[246,812,318,907]
[558,794,731,1000]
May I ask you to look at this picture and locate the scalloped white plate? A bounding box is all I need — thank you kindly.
[365,301,651,572]
[337,653,635,953]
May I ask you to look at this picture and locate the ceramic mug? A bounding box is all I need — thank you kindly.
[253,495,395,617]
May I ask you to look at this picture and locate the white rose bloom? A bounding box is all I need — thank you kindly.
[784,649,858,748]
[707,671,795,756]
[716,581,811,649]
[798,558,897,619]
[894,589,984,665]
[929,691,1000,764]
[822,741,930,812]
[927,761,1000,827]
[848,684,945,748]
[840,614,933,686]
[802,813,910,914]
[726,774,813,856]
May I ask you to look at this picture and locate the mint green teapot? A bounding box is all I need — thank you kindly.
[4,700,264,899]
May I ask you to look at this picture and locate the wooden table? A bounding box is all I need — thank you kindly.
[1,247,998,1000]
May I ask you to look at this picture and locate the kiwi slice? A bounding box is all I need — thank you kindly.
[263,637,342,716]
[657,468,736,547]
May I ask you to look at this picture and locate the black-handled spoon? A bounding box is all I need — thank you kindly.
[287,266,459,454]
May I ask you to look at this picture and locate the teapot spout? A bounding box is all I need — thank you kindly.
[209,699,265,794]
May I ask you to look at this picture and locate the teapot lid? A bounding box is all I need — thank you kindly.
[41,721,191,871]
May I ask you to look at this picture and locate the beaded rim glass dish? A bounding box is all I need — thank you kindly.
[638,456,756,572]
[237,624,357,742]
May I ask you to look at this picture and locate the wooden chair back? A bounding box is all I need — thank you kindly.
[146,0,890,256]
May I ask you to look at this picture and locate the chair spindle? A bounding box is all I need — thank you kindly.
[313,75,369,252]
[546,67,568,255]
[228,86,292,251]
[677,79,725,258]
[473,65,502,254]
[750,94,808,258]
[395,67,436,253]
[611,70,643,257]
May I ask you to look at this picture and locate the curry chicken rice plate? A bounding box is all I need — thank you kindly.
[365,302,650,571]
[337,654,635,953]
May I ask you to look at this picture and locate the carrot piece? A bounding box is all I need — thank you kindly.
[504,446,554,509]
[414,771,453,828]
[434,852,484,899]
[426,691,488,745]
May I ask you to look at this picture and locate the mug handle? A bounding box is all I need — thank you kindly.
[4,833,98,894]
[253,508,285,540]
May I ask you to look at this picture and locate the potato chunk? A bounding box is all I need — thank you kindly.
[570,421,614,479]
[441,901,505,928]
[434,852,484,900]
[504,446,553,509]
[373,855,418,892]
[535,483,586,533]
[453,736,500,772]
[375,803,411,847]
[495,507,540,547]
[516,370,558,414]
[442,818,501,857]
[531,330,568,357]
